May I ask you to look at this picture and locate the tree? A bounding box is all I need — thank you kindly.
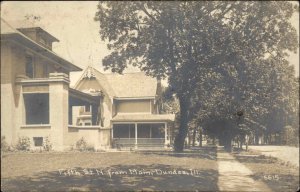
[95,1,298,152]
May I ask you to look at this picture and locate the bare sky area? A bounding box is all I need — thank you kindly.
[1,1,299,87]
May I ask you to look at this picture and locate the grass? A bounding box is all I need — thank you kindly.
[1,146,218,191]
[233,149,299,192]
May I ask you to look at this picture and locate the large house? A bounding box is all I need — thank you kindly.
[0,18,175,151]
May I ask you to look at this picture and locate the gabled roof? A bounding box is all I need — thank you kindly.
[1,18,82,72]
[75,67,158,98]
[105,72,157,98]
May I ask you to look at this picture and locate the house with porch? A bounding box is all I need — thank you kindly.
[1,18,175,151]
[73,67,175,149]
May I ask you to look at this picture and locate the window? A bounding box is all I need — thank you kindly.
[113,124,135,138]
[85,105,91,112]
[25,55,34,78]
[33,137,43,147]
[24,93,49,124]
[39,37,46,45]
[43,63,48,78]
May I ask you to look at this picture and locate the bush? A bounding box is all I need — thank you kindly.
[43,136,52,151]
[16,136,31,151]
[75,137,95,152]
[76,137,88,151]
[283,126,299,147]
[1,136,9,152]
[86,145,95,152]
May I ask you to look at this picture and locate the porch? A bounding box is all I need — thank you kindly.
[112,114,175,149]
[15,73,104,150]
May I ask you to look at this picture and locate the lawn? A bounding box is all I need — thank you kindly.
[233,149,299,192]
[1,147,218,191]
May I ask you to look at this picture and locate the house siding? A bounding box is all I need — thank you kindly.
[1,42,15,145]
[76,78,114,128]
[116,100,151,113]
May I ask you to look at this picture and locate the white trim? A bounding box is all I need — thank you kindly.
[21,124,51,129]
[112,122,166,124]
[116,112,151,115]
[68,125,101,129]
[22,91,49,94]
[73,67,90,89]
[16,77,70,85]
[114,96,155,100]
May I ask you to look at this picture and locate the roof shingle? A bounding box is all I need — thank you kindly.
[83,67,158,98]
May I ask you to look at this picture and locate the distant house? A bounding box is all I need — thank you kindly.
[73,67,175,149]
[0,18,174,151]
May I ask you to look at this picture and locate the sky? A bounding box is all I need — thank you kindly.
[1,1,299,86]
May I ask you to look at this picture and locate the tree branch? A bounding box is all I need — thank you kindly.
[141,4,157,22]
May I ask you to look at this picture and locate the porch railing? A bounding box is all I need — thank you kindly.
[113,138,165,149]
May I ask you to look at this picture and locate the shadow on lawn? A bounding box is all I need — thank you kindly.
[235,154,278,164]
[1,164,218,191]
[234,152,299,192]
[137,146,217,160]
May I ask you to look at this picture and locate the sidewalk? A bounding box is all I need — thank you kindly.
[217,147,271,192]
[248,145,299,167]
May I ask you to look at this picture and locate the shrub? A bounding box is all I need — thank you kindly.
[43,136,52,151]
[283,126,299,147]
[86,145,95,152]
[16,136,31,151]
[75,137,95,152]
[76,137,88,151]
[1,136,9,152]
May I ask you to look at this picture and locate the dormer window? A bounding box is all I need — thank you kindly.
[39,37,46,45]
[17,27,60,51]
[25,55,34,78]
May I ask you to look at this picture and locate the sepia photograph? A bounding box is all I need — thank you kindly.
[1,1,299,191]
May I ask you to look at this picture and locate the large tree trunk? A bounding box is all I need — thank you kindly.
[192,128,196,147]
[199,128,203,147]
[245,134,249,151]
[174,96,190,152]
[187,130,191,148]
[255,131,259,145]
[224,130,233,152]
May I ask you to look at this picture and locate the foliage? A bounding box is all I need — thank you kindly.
[76,137,87,151]
[43,136,52,151]
[75,137,95,152]
[95,1,298,151]
[283,126,299,147]
[1,136,9,152]
[16,136,31,151]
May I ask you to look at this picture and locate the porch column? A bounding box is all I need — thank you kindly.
[49,73,69,151]
[164,122,168,148]
[135,123,138,149]
[68,105,73,125]
[91,104,98,125]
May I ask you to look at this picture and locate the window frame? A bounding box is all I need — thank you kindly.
[33,137,43,147]
[25,54,35,78]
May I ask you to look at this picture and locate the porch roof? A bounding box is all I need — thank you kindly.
[69,88,100,105]
[112,113,175,122]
